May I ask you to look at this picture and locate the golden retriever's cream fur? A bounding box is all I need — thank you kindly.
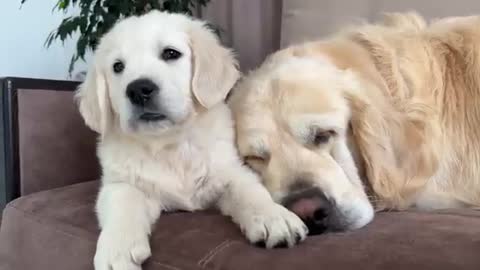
[77,11,308,270]
[229,13,480,230]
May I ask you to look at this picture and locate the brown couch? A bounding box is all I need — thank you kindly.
[1,74,480,270]
[3,3,480,270]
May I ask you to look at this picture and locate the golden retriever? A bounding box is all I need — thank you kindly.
[76,11,307,270]
[228,12,480,235]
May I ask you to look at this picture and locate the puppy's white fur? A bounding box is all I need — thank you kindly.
[76,11,307,270]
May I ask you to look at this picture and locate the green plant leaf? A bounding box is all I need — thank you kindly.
[58,0,69,10]
[77,35,88,61]
[79,15,88,32]
[68,53,79,75]
[22,0,215,75]
[44,31,57,48]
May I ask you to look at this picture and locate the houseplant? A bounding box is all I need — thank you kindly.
[20,0,212,74]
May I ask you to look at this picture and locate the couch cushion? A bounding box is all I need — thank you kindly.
[1,181,480,270]
[281,0,480,47]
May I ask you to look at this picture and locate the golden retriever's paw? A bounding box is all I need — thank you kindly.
[94,230,151,270]
[240,204,308,249]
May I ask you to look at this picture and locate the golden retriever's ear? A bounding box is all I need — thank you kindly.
[346,87,438,209]
[189,22,240,108]
[75,62,111,135]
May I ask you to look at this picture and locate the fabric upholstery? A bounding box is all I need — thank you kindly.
[201,0,282,71]
[201,1,480,70]
[281,0,480,47]
[1,181,480,270]
[16,89,100,196]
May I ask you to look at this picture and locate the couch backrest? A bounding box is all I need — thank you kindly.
[281,0,480,47]
[0,77,100,209]
[201,0,282,71]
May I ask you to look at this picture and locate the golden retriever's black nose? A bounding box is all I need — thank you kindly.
[283,187,334,235]
[126,79,159,106]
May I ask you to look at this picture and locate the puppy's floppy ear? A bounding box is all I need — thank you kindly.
[75,61,111,135]
[189,22,240,108]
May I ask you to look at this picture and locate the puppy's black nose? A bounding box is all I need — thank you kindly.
[126,79,159,106]
[283,186,334,235]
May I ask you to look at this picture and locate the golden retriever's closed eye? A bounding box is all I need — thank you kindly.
[229,12,480,234]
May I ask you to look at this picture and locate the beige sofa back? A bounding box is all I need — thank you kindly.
[281,0,480,47]
[201,0,282,71]
[201,1,480,71]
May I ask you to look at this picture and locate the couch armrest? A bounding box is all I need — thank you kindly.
[0,77,100,210]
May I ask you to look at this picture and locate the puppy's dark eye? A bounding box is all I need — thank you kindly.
[113,61,125,74]
[161,48,182,61]
[313,130,335,146]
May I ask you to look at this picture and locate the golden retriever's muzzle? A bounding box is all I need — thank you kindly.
[282,182,347,235]
[126,78,166,122]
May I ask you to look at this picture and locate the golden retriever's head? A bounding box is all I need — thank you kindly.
[229,53,374,234]
[76,10,239,136]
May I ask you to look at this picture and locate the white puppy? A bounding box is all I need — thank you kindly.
[76,11,308,270]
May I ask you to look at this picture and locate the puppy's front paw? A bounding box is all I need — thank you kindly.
[239,204,308,249]
[94,229,151,270]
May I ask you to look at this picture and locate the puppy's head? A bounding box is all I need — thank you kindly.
[76,10,239,136]
[229,52,374,235]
